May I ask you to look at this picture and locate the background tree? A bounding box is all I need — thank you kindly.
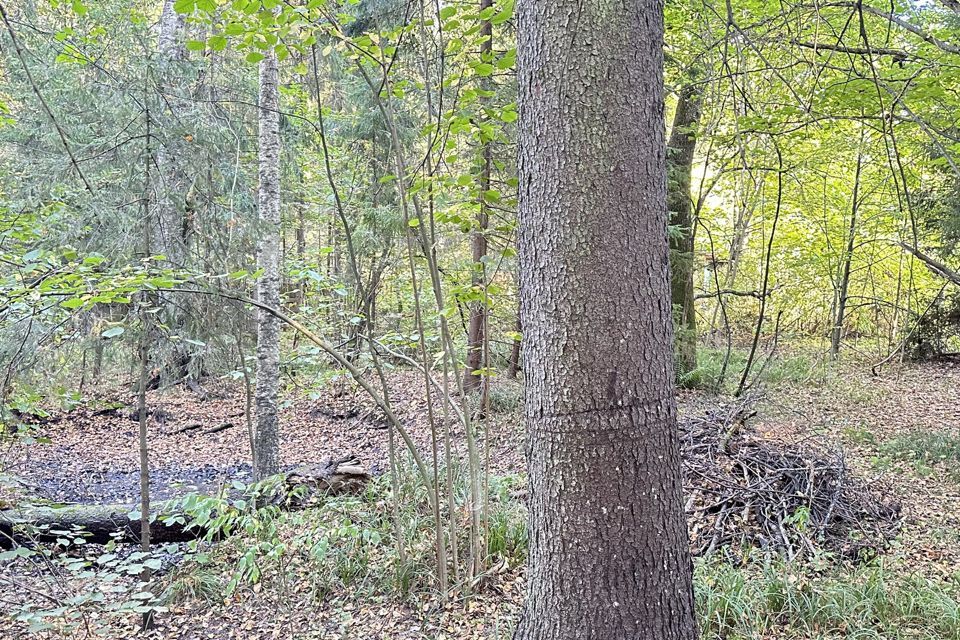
[668,79,704,378]
[253,48,282,480]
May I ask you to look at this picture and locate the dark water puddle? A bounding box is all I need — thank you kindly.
[19,462,259,506]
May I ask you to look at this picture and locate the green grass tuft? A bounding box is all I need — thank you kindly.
[697,557,960,639]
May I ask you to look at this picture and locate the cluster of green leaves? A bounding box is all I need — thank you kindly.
[1,530,172,634]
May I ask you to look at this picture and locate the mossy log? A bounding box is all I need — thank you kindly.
[0,502,196,547]
[0,457,369,548]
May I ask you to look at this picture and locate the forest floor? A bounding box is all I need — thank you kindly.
[2,357,960,638]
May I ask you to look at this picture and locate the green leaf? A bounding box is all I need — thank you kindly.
[61,298,87,310]
[173,0,196,13]
[246,51,265,63]
[473,62,494,77]
[186,40,206,51]
[101,327,125,338]
[208,35,227,51]
[490,0,514,24]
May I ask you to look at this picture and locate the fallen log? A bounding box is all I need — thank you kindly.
[1,457,371,548]
[279,457,370,507]
[202,422,235,435]
[0,502,195,547]
[172,422,203,435]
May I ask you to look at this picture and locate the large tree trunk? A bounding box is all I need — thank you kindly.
[463,0,493,394]
[254,50,282,480]
[667,83,703,378]
[514,1,698,639]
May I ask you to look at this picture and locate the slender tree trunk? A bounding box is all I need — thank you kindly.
[253,50,282,480]
[830,137,865,358]
[136,296,153,631]
[158,0,186,62]
[668,82,703,378]
[515,2,698,639]
[506,309,521,379]
[93,336,104,378]
[296,202,307,308]
[138,107,154,631]
[153,0,192,383]
[154,0,187,264]
[707,180,759,340]
[463,0,493,393]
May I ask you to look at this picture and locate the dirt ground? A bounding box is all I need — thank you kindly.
[3,360,960,638]
[3,371,525,506]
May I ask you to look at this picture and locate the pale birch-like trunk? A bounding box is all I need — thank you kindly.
[253,50,282,480]
[153,0,187,264]
[152,0,192,382]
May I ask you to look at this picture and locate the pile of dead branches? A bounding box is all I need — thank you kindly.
[681,394,901,561]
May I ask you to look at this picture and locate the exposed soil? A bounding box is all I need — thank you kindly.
[3,361,960,639]
[3,372,526,508]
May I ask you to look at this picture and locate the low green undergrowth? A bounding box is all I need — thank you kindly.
[680,345,831,392]
[160,474,960,640]
[877,430,960,479]
[14,465,959,638]
[162,467,529,606]
[697,557,960,639]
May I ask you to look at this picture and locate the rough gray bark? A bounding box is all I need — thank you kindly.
[158,0,187,64]
[515,1,698,639]
[254,50,282,480]
[668,83,703,378]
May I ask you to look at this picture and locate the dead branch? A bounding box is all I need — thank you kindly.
[681,395,901,561]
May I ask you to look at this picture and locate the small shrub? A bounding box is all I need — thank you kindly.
[880,430,960,478]
[162,565,222,604]
[486,381,523,414]
[682,346,828,392]
[843,424,878,447]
